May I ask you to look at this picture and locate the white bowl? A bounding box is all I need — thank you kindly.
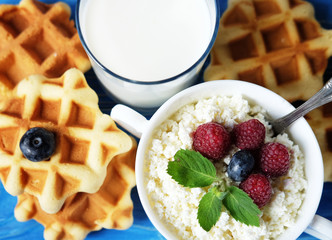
[111,80,330,239]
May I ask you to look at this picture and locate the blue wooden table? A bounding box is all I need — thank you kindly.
[0,0,331,239]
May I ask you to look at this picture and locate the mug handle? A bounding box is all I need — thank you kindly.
[111,104,148,138]
[304,215,332,240]
[110,104,332,240]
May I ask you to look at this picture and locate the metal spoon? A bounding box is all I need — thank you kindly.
[271,77,332,135]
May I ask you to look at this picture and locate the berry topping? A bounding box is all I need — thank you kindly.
[193,122,231,161]
[240,173,272,208]
[20,127,56,162]
[233,119,265,150]
[259,142,290,177]
[227,150,255,182]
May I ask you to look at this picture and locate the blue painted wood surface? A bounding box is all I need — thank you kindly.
[0,0,331,239]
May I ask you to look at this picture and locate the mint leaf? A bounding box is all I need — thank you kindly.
[167,149,217,188]
[198,187,227,231]
[223,186,261,226]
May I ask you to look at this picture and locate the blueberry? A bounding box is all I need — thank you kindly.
[227,150,255,182]
[19,127,56,162]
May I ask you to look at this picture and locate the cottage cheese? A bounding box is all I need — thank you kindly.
[145,95,307,240]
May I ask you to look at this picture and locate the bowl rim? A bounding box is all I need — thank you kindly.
[136,80,324,240]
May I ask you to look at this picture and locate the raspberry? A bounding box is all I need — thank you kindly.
[259,142,290,177]
[193,122,231,161]
[240,173,272,208]
[233,119,265,150]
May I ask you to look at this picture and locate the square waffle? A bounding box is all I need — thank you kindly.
[204,0,332,102]
[0,68,133,214]
[0,0,91,94]
[14,137,137,240]
[305,102,332,181]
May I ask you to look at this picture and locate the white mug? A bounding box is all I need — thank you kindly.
[111,80,332,240]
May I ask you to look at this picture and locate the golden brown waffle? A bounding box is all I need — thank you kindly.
[204,0,332,102]
[0,68,133,214]
[0,0,91,94]
[14,137,136,240]
[305,102,332,182]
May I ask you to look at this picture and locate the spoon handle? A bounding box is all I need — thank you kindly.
[273,78,332,135]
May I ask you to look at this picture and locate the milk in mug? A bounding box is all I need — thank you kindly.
[80,0,213,81]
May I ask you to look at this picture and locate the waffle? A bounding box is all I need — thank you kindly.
[305,102,332,182]
[204,0,332,102]
[14,137,136,240]
[0,0,91,95]
[0,68,133,214]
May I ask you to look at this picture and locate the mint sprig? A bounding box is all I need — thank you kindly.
[167,149,261,231]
